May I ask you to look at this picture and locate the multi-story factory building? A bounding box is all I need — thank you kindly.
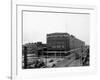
[47,33,70,51]
[47,33,85,51]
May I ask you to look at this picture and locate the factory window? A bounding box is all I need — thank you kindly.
[56,45,61,48]
[61,45,64,48]
[52,46,56,48]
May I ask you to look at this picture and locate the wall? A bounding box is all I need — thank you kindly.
[47,33,70,51]
[69,36,85,50]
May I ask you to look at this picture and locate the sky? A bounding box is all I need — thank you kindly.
[23,11,90,45]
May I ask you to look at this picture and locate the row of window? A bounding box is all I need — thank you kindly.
[48,42,66,45]
[52,45,65,48]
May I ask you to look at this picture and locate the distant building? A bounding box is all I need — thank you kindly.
[23,43,37,54]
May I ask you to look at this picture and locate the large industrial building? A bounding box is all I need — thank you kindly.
[47,33,85,51]
[23,32,85,57]
[22,32,88,68]
[47,33,70,51]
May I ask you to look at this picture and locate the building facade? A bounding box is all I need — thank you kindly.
[69,35,85,50]
[47,33,85,51]
[47,33,70,51]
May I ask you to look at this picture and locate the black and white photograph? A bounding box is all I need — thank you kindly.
[10,1,97,80]
[22,10,90,69]
[0,0,99,79]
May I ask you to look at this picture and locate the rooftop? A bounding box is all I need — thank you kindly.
[47,32,70,38]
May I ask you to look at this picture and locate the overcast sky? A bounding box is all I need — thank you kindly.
[23,11,90,45]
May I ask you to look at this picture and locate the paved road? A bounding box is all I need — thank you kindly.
[67,59,82,67]
[55,53,76,67]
